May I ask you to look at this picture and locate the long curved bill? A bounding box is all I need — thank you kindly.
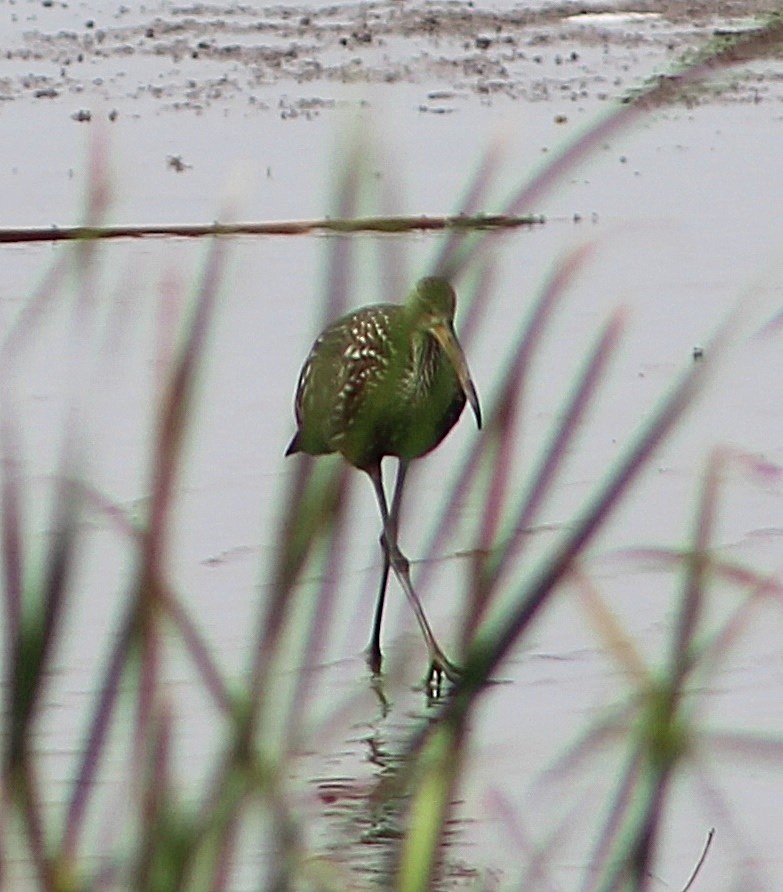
[431,323,482,429]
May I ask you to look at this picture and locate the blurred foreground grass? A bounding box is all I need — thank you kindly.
[2,12,783,892]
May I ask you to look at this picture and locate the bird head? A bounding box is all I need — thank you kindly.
[408,277,482,430]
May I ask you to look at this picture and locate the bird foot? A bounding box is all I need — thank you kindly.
[365,640,462,701]
[426,652,462,700]
[365,641,383,677]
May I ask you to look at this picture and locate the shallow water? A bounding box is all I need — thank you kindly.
[2,1,783,889]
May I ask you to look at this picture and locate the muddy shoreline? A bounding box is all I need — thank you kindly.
[3,1,781,117]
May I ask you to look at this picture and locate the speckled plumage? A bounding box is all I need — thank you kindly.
[286,278,478,471]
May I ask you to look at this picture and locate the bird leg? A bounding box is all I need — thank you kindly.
[367,460,410,673]
[367,553,390,676]
[365,462,461,685]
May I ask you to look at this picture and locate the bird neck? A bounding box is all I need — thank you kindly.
[409,328,440,390]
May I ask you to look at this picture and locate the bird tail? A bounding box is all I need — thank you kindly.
[284,432,301,456]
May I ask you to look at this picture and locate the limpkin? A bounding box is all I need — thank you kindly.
[285,276,481,682]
